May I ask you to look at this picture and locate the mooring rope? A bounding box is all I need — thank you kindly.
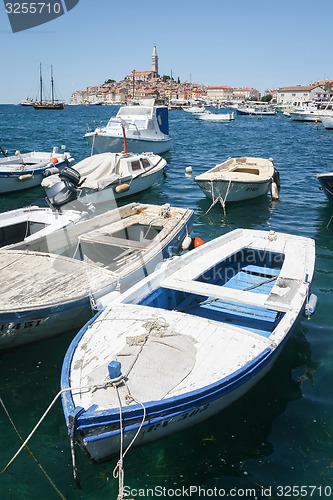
[0,396,65,498]
[199,180,232,223]
[112,381,147,500]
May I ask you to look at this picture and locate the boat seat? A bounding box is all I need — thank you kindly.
[182,298,280,337]
[161,277,290,313]
[79,232,150,250]
[241,265,280,277]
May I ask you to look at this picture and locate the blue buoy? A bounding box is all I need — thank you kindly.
[108,360,122,381]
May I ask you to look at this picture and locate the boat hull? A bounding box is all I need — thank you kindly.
[85,133,172,155]
[317,173,333,203]
[0,155,71,193]
[289,112,321,122]
[321,116,333,129]
[62,331,294,463]
[196,112,234,122]
[196,178,273,202]
[79,168,165,203]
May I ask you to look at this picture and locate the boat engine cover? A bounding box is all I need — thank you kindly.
[46,180,79,208]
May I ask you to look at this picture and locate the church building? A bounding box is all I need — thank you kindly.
[126,45,159,82]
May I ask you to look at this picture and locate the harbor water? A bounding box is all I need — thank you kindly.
[0,104,332,499]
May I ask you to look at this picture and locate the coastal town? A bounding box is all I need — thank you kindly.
[69,45,333,107]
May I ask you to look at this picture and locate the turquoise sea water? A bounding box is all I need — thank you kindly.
[0,104,332,499]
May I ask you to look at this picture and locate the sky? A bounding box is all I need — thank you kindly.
[0,0,333,104]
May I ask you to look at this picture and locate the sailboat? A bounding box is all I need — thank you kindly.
[33,64,65,110]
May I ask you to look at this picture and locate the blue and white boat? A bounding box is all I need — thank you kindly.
[317,172,333,203]
[0,205,86,248]
[84,104,172,155]
[0,147,73,193]
[61,228,316,464]
[0,203,194,349]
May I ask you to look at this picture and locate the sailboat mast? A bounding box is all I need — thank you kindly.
[39,63,43,104]
[51,65,54,104]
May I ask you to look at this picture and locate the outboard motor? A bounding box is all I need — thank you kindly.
[46,166,82,209]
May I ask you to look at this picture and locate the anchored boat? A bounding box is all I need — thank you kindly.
[195,156,280,205]
[61,228,316,464]
[0,203,194,348]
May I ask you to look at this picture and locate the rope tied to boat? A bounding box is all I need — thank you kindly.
[0,396,66,499]
[199,180,232,222]
[112,377,147,500]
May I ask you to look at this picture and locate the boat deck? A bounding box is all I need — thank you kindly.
[69,301,275,411]
[0,250,118,311]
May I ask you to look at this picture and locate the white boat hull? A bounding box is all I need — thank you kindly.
[290,112,321,122]
[321,116,333,129]
[196,112,235,122]
[85,133,172,155]
[0,151,72,193]
[196,178,272,202]
[78,166,165,204]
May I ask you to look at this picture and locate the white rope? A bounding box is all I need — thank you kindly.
[0,396,65,498]
[1,380,114,475]
[112,380,147,500]
[199,180,232,221]
[218,179,232,219]
[326,212,333,230]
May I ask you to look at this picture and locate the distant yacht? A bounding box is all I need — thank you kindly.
[20,97,35,106]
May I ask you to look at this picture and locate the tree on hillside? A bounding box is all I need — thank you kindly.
[261,94,273,102]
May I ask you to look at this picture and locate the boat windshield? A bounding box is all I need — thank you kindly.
[117,107,153,118]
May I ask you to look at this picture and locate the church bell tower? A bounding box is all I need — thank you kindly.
[152,44,158,77]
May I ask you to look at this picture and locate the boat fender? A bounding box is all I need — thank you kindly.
[181,235,192,250]
[273,168,281,190]
[44,166,60,176]
[271,182,279,200]
[115,183,130,193]
[18,173,33,181]
[108,360,123,383]
[189,237,205,250]
[95,290,121,310]
[304,293,318,318]
[50,157,59,164]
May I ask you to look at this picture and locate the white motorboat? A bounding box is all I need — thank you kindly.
[0,147,73,193]
[60,228,315,465]
[195,156,280,204]
[0,203,194,349]
[84,104,172,155]
[0,205,86,248]
[236,103,276,116]
[182,105,207,114]
[195,111,235,122]
[289,101,330,122]
[42,151,167,208]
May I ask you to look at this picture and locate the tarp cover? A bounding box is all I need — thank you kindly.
[42,153,123,190]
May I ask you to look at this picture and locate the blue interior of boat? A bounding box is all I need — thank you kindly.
[139,249,285,338]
